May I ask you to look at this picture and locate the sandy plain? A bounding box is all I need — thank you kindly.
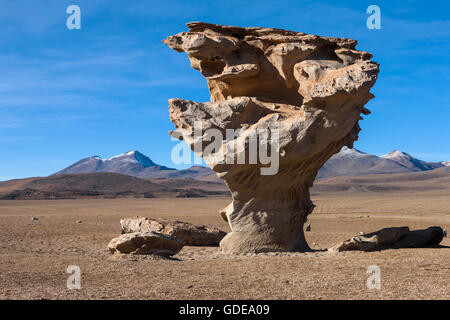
[0,190,449,300]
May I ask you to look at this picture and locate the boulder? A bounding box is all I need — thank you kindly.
[391,226,444,249]
[329,226,444,252]
[120,217,227,246]
[163,22,379,254]
[108,231,184,255]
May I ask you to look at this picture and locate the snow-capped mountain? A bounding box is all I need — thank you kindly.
[317,147,411,178]
[55,150,219,181]
[55,150,176,178]
[441,161,450,167]
[55,149,448,181]
[381,150,445,171]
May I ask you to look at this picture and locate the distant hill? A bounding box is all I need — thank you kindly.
[3,167,449,200]
[312,166,450,194]
[0,173,227,200]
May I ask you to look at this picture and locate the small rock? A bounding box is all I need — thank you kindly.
[329,226,444,252]
[75,220,82,224]
[31,217,39,221]
[108,231,184,255]
[392,227,444,248]
[120,217,226,246]
[329,227,409,252]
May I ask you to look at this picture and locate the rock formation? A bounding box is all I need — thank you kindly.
[120,217,226,246]
[163,22,379,254]
[329,226,444,252]
[108,231,184,255]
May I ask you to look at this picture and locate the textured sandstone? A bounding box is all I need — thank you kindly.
[120,217,226,246]
[330,226,444,252]
[164,22,379,254]
[108,231,184,255]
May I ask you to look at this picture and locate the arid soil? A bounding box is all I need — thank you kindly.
[0,192,449,300]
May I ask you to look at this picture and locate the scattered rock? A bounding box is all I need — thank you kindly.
[391,227,444,249]
[164,22,379,254]
[175,189,205,198]
[120,217,227,246]
[31,217,39,221]
[108,231,183,255]
[75,220,82,224]
[329,226,444,252]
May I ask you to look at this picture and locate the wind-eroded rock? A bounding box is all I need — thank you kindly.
[330,226,444,252]
[164,22,379,254]
[108,231,184,255]
[120,217,226,246]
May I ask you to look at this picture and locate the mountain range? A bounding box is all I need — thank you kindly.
[55,148,449,181]
[317,148,447,178]
[1,148,448,200]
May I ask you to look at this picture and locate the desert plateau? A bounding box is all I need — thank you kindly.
[1,175,449,299]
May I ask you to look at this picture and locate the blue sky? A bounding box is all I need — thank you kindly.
[0,0,449,180]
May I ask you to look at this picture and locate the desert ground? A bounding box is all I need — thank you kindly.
[0,189,449,300]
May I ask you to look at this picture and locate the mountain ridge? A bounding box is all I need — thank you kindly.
[380,150,445,171]
[54,148,449,181]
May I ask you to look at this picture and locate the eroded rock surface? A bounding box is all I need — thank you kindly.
[120,217,226,246]
[330,226,444,252]
[164,22,379,254]
[108,231,184,255]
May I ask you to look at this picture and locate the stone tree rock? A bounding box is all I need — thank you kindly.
[163,22,379,254]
